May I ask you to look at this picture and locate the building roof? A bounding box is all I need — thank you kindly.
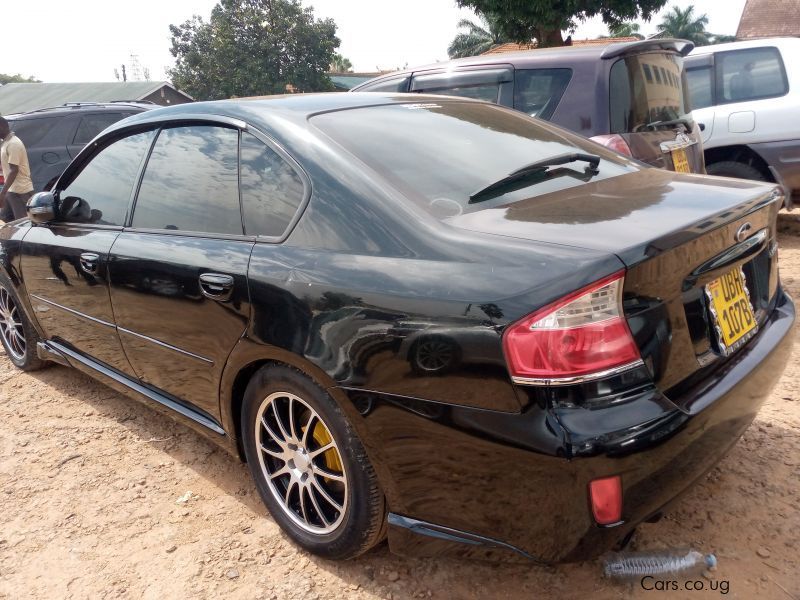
[737,0,800,38]
[0,82,192,115]
[481,37,639,55]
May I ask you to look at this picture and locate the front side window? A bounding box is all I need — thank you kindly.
[73,113,125,145]
[717,47,788,103]
[132,125,241,235]
[514,68,572,119]
[59,129,155,225]
[687,66,714,110]
[239,132,305,237]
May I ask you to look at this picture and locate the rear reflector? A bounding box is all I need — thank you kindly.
[589,475,623,525]
[503,271,641,382]
[590,134,632,157]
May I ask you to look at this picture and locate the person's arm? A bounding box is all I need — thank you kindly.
[0,163,19,205]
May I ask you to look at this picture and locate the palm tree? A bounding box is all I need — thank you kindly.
[448,13,511,59]
[602,21,644,40]
[657,5,710,46]
[330,54,353,73]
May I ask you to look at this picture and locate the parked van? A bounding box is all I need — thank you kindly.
[685,38,800,201]
[353,39,704,174]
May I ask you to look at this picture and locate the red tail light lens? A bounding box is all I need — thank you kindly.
[503,271,641,382]
[589,475,623,525]
[590,134,632,157]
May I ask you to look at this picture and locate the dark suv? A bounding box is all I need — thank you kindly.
[353,39,704,174]
[2,102,153,192]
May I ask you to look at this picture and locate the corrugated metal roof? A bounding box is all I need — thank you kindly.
[0,82,185,115]
[737,0,800,38]
[481,37,639,55]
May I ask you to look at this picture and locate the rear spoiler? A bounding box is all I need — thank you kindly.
[601,38,694,59]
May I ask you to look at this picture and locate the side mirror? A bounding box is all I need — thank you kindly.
[27,192,56,224]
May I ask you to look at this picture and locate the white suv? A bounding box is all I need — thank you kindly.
[686,37,799,202]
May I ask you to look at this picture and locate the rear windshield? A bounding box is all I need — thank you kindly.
[609,52,691,133]
[312,102,634,218]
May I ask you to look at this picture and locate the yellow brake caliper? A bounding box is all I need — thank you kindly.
[308,420,343,476]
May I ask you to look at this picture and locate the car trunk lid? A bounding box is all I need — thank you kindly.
[446,168,783,398]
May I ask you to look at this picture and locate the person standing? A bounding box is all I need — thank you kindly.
[0,116,34,222]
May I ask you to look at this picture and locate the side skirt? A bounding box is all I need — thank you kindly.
[43,340,237,455]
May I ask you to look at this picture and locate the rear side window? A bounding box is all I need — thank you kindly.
[687,66,714,110]
[239,132,305,238]
[73,113,125,145]
[609,53,690,133]
[410,69,511,104]
[132,125,242,235]
[717,47,787,103]
[9,117,60,147]
[514,68,572,119]
[358,76,409,92]
[59,130,155,225]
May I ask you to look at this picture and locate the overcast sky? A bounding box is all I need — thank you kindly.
[5,0,747,82]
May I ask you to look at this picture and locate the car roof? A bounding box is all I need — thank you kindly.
[5,101,154,120]
[354,38,692,88]
[688,36,800,56]
[105,92,480,133]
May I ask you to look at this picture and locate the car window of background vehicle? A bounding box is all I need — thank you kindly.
[59,130,156,225]
[717,47,788,103]
[239,132,305,238]
[514,68,572,120]
[686,66,714,110]
[72,113,125,146]
[132,125,242,235]
[609,54,690,133]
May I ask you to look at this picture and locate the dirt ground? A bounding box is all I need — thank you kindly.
[1,223,799,600]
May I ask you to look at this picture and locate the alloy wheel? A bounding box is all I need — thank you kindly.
[0,288,25,360]
[255,391,348,534]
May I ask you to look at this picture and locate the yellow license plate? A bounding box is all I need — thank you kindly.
[671,147,691,173]
[706,268,757,353]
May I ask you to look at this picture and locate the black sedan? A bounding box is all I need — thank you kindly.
[0,94,793,563]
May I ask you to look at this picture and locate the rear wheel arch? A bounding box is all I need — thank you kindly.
[704,145,774,181]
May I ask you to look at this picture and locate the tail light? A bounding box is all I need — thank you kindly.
[503,271,642,384]
[0,174,4,186]
[589,475,623,525]
[590,134,632,157]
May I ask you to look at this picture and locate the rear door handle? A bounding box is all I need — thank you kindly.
[79,252,100,274]
[199,273,234,301]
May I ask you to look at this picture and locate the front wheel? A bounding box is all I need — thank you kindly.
[0,278,46,371]
[241,364,386,559]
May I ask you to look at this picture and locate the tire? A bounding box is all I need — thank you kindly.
[706,161,767,182]
[241,364,386,559]
[0,275,46,371]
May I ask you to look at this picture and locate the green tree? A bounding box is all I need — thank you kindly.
[0,73,41,84]
[455,0,666,47]
[330,53,353,72]
[448,13,511,58]
[709,33,736,44]
[169,0,340,100]
[656,5,710,45]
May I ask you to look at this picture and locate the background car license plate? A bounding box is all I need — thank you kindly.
[671,148,691,173]
[706,268,757,352]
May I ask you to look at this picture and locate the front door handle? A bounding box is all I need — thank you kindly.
[199,273,234,301]
[79,252,100,274]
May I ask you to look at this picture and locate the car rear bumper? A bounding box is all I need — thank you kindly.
[356,288,794,563]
